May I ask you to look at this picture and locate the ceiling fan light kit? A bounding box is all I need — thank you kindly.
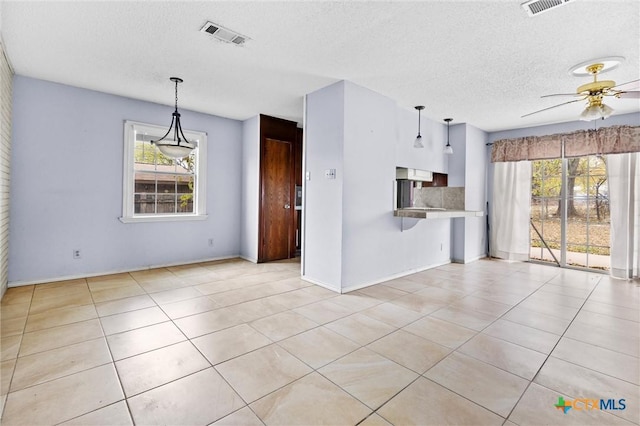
[152,77,197,159]
[580,103,614,121]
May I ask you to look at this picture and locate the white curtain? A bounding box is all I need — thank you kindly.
[607,153,640,279]
[491,161,532,261]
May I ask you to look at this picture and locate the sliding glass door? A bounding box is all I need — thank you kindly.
[530,155,610,271]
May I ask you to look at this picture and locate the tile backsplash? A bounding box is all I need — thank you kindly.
[413,187,465,210]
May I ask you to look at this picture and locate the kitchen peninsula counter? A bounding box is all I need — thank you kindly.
[394,208,483,219]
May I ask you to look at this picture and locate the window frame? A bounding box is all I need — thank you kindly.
[120,120,208,223]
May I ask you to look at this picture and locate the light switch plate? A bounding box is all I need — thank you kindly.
[306,171,311,181]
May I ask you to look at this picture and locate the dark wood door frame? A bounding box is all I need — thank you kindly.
[258,115,299,262]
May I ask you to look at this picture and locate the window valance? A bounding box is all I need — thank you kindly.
[491,125,640,162]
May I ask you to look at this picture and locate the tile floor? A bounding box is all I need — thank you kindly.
[1,258,639,425]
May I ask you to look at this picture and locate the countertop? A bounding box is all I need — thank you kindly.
[394,208,484,219]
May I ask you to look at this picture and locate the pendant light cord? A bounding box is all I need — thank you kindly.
[152,77,193,149]
[174,80,179,113]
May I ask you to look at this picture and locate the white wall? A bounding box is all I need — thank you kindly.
[240,115,259,262]
[463,124,488,262]
[341,82,397,287]
[304,80,451,292]
[10,76,243,285]
[303,81,345,291]
[395,105,447,173]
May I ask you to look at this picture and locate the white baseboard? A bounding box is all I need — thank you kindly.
[7,254,241,288]
[340,260,452,293]
[300,275,341,293]
[452,255,487,264]
[239,255,258,264]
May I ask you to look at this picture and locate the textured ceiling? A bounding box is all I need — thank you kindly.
[1,0,639,132]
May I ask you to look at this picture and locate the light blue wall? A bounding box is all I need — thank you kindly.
[10,76,243,284]
[488,113,640,142]
[449,124,466,262]
[448,123,489,263]
[447,124,466,187]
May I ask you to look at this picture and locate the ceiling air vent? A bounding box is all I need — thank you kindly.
[200,21,249,46]
[521,0,574,17]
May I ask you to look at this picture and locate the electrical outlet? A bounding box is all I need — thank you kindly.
[208,238,214,247]
[325,169,336,179]
[73,249,81,259]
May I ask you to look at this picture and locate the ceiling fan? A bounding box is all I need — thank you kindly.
[523,62,640,121]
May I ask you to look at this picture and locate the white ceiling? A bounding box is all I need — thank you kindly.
[1,0,639,132]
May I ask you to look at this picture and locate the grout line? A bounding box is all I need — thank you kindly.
[86,276,135,426]
[50,401,126,425]
[419,376,509,421]
[501,274,605,422]
[1,283,35,417]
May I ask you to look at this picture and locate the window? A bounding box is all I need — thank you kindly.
[530,156,610,271]
[120,120,207,223]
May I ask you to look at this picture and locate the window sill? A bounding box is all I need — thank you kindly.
[119,214,208,224]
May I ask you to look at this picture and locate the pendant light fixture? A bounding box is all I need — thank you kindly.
[414,106,425,148]
[443,118,453,155]
[152,77,197,159]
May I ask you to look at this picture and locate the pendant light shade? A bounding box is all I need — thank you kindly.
[414,106,425,148]
[152,77,197,159]
[443,118,453,155]
[580,102,614,121]
[155,143,195,159]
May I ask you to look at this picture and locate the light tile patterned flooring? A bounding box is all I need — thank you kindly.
[1,258,639,425]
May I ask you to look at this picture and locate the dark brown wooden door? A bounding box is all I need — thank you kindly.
[261,138,292,261]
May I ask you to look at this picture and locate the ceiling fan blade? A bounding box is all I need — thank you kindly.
[617,91,640,99]
[541,93,581,98]
[611,78,640,90]
[521,98,585,118]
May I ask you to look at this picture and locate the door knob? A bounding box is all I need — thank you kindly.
[284,204,291,209]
